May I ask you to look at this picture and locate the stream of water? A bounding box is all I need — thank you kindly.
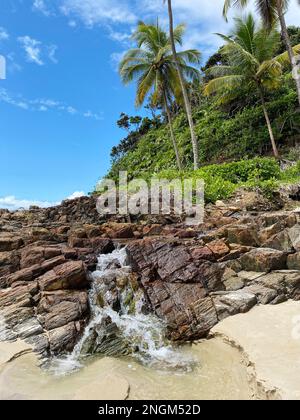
[48,247,195,376]
[0,248,254,400]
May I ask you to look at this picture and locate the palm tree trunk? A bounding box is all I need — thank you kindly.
[258,86,279,158]
[163,89,182,170]
[276,0,300,106]
[166,0,199,170]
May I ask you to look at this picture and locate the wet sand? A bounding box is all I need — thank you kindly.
[0,337,252,400]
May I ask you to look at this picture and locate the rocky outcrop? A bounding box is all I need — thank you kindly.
[1,193,300,356]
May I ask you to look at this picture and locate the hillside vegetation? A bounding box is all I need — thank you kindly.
[102,22,300,203]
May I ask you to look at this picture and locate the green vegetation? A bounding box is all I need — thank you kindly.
[119,21,200,170]
[223,0,300,105]
[204,14,300,157]
[102,3,300,204]
[104,156,300,204]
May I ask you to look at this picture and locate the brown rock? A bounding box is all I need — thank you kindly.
[6,255,66,287]
[287,253,300,270]
[207,239,230,259]
[110,226,135,239]
[227,226,259,247]
[38,260,88,291]
[240,248,287,272]
[0,236,23,252]
[48,321,83,353]
[37,290,88,330]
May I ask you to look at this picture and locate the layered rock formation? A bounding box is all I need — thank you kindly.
[1,191,300,357]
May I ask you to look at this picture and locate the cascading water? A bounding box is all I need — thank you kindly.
[49,247,195,375]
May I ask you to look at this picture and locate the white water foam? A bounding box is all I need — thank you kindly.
[49,247,195,376]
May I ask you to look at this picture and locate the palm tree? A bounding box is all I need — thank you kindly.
[204,14,289,157]
[164,0,200,170]
[119,21,201,171]
[223,0,300,106]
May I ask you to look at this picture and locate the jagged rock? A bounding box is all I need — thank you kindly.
[223,276,245,291]
[237,270,266,282]
[287,252,300,270]
[206,239,230,259]
[0,282,38,308]
[227,225,259,246]
[191,246,216,261]
[37,290,88,330]
[38,261,88,291]
[288,225,300,251]
[240,248,287,272]
[262,230,293,252]
[0,236,23,252]
[20,246,62,269]
[5,255,66,287]
[48,321,84,354]
[127,239,224,289]
[110,226,135,239]
[213,291,257,321]
[243,284,278,304]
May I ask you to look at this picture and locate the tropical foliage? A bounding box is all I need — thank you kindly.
[203,14,300,157]
[119,21,201,169]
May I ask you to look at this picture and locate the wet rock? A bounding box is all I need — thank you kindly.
[48,321,84,354]
[25,333,49,355]
[14,318,44,339]
[81,315,130,357]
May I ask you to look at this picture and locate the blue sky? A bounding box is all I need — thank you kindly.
[0,0,299,209]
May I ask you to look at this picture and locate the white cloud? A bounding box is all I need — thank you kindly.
[31,0,300,60]
[83,110,103,120]
[108,29,132,44]
[0,88,29,110]
[67,191,86,200]
[18,35,44,65]
[60,0,136,26]
[6,53,22,73]
[32,0,51,16]
[0,27,9,41]
[0,191,86,211]
[68,20,77,28]
[48,44,58,63]
[0,196,59,211]
[110,51,126,71]
[0,88,103,120]
[18,36,58,66]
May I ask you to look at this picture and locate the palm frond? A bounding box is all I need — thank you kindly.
[275,43,300,65]
[204,74,246,96]
[176,49,201,64]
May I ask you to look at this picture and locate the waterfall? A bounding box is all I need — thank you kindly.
[49,247,195,376]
